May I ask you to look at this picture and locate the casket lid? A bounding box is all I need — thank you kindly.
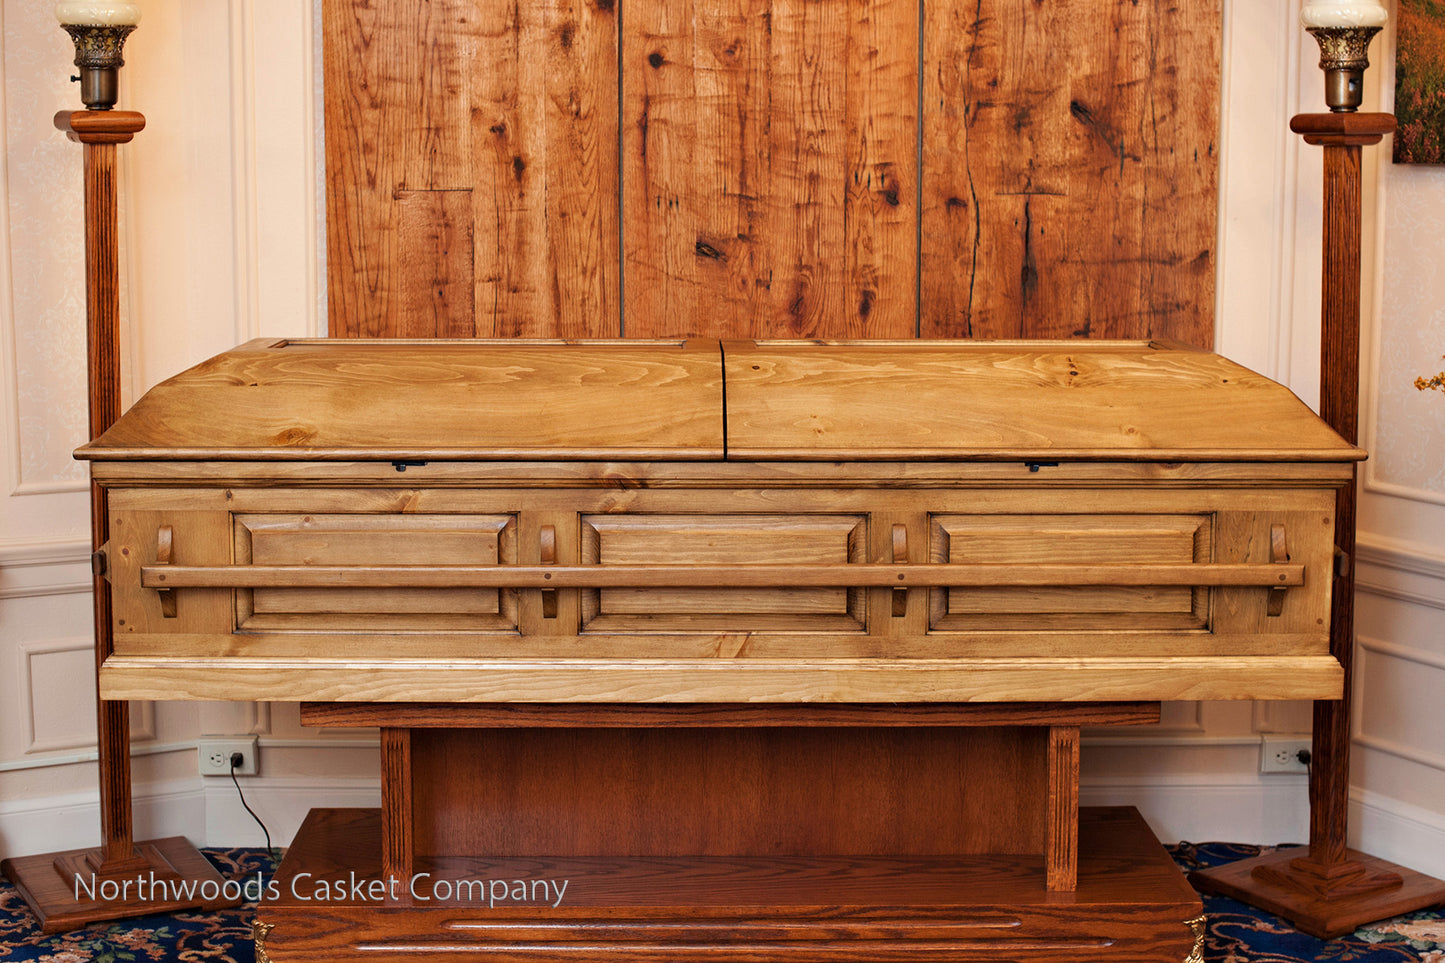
[78,339,727,461]
[77,337,1362,463]
[722,339,1363,463]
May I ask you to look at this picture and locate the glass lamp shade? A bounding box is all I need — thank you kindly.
[1300,1,1388,29]
[55,1,141,26]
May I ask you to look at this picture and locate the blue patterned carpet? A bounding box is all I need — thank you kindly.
[0,844,1441,960]
[1173,843,1445,961]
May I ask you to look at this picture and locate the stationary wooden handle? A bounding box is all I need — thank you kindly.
[141,561,1304,590]
[155,526,177,618]
[1268,524,1289,618]
[539,524,558,619]
[891,524,909,617]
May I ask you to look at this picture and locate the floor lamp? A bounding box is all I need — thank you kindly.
[0,1,235,932]
[1190,0,1445,938]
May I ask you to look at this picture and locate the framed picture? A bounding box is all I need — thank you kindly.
[1395,0,1445,164]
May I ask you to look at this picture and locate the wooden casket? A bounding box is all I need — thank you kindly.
[80,337,1358,962]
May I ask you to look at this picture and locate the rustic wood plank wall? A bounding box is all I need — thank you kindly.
[622,0,918,338]
[920,0,1220,340]
[324,0,619,337]
[324,0,1220,344]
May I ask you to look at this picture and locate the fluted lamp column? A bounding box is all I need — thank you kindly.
[1190,0,1445,939]
[0,1,238,932]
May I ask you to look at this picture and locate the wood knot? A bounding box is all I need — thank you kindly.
[274,426,315,446]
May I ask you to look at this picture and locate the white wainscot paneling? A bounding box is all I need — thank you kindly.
[1252,699,1313,734]
[0,537,89,600]
[15,638,155,756]
[1348,566,1445,876]
[19,639,96,753]
[1357,533,1445,612]
[1355,631,1445,779]
[1,581,94,764]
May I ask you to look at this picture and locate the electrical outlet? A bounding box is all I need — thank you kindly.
[1260,736,1312,774]
[198,736,259,776]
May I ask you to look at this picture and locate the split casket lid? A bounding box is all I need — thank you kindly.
[77,338,1362,465]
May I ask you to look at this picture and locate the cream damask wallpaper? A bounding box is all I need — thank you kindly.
[1376,164,1445,498]
[4,0,90,492]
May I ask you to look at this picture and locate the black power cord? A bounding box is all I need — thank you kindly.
[229,752,275,865]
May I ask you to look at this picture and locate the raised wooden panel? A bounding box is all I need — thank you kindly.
[107,509,232,646]
[1212,501,1337,645]
[323,0,620,338]
[920,0,1220,343]
[580,513,867,632]
[234,514,518,632]
[621,0,918,338]
[928,514,1209,632]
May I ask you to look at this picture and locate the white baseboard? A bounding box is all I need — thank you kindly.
[1080,781,1445,878]
[1082,775,1310,846]
[201,776,381,849]
[0,776,380,859]
[0,780,206,859]
[1351,787,1445,879]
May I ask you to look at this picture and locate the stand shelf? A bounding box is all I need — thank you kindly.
[260,805,1201,961]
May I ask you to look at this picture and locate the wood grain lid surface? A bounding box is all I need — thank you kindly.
[79,339,726,461]
[78,337,1361,464]
[722,340,1363,462]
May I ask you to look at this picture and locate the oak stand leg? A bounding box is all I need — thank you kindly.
[0,110,236,933]
[1189,113,1445,939]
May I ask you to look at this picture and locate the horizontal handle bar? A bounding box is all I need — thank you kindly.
[141,562,1303,591]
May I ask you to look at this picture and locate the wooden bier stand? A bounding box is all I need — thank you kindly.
[1190,113,1445,938]
[0,111,235,932]
[80,338,1362,961]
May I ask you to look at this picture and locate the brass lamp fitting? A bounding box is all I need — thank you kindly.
[1306,25,1383,113]
[61,23,136,110]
